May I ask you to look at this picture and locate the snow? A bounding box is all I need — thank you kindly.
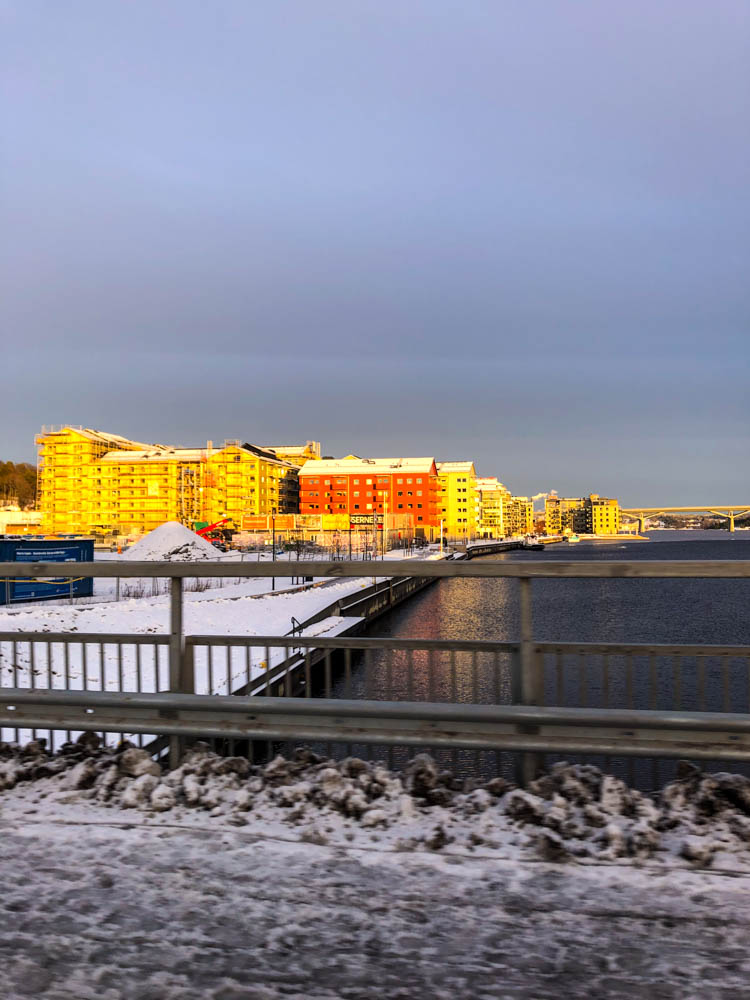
[122,521,220,562]
[3,744,750,872]
[0,549,441,743]
[2,746,750,998]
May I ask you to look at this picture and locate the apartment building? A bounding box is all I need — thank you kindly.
[36,427,301,536]
[436,461,477,539]
[545,492,621,535]
[585,494,621,534]
[475,477,511,538]
[262,442,321,467]
[299,455,440,538]
[545,495,586,535]
[505,496,534,537]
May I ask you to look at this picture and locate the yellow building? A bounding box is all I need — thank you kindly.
[0,506,43,534]
[475,477,510,538]
[262,441,321,467]
[506,497,534,537]
[36,427,149,535]
[36,427,302,536]
[585,494,621,535]
[436,461,477,540]
[545,492,621,535]
[545,495,586,536]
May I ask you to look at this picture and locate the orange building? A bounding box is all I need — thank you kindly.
[299,456,441,538]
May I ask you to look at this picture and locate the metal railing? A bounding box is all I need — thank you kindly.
[1,557,749,784]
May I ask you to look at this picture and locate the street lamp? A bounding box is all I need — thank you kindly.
[271,509,277,591]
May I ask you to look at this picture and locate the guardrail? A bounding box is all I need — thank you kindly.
[3,690,750,761]
[1,558,749,784]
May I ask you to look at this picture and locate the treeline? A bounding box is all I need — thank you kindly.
[0,461,37,508]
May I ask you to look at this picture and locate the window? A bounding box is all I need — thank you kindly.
[353,491,360,497]
[407,478,412,484]
[353,479,360,484]
[416,490,422,496]
[354,504,360,510]
[397,478,403,484]
[366,479,372,484]
[398,503,404,509]
[398,491,403,497]
[416,478,422,484]
[417,503,422,509]
[366,503,372,510]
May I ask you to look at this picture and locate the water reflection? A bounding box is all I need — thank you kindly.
[324,532,750,788]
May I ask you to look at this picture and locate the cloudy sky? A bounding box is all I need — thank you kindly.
[2,1,748,504]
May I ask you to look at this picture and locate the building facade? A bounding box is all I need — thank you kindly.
[299,456,441,538]
[436,461,477,539]
[505,496,534,537]
[545,492,621,535]
[36,427,301,536]
[584,494,621,534]
[545,495,586,535]
[262,442,321,467]
[475,477,511,538]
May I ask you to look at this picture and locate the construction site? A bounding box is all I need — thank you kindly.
[35,426,320,539]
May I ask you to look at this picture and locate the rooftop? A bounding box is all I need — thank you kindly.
[436,461,476,475]
[299,456,437,477]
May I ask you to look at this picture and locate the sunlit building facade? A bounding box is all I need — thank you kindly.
[299,455,441,538]
[436,461,477,539]
[36,427,301,535]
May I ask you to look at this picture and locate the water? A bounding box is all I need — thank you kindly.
[329,531,750,787]
[369,530,750,647]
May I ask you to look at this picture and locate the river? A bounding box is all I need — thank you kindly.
[331,531,750,787]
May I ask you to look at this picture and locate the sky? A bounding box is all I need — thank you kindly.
[2,1,748,505]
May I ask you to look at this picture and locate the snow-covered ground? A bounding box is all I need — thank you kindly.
[2,745,750,999]
[0,542,441,743]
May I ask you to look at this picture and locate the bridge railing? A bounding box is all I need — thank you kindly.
[1,558,749,786]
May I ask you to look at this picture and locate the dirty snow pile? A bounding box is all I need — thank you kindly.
[122,521,219,562]
[3,738,750,869]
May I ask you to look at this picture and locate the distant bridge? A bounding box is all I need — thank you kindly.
[621,506,750,533]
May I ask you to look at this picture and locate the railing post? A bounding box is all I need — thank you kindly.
[181,640,195,694]
[169,576,184,770]
[517,576,543,786]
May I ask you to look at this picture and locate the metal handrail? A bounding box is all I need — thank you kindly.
[3,689,750,761]
[2,559,750,578]
[2,558,749,781]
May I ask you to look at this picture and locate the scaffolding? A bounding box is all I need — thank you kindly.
[178,465,203,528]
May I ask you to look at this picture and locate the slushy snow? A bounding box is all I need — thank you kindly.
[122,521,219,562]
[4,743,750,999]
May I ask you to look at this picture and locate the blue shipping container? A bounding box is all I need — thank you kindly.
[0,538,94,604]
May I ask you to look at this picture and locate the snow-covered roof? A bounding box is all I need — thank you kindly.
[263,443,321,457]
[475,477,509,493]
[44,427,153,449]
[98,443,295,468]
[299,456,437,477]
[100,448,204,463]
[436,461,476,476]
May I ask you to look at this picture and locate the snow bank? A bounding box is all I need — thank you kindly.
[122,521,219,562]
[3,739,750,870]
